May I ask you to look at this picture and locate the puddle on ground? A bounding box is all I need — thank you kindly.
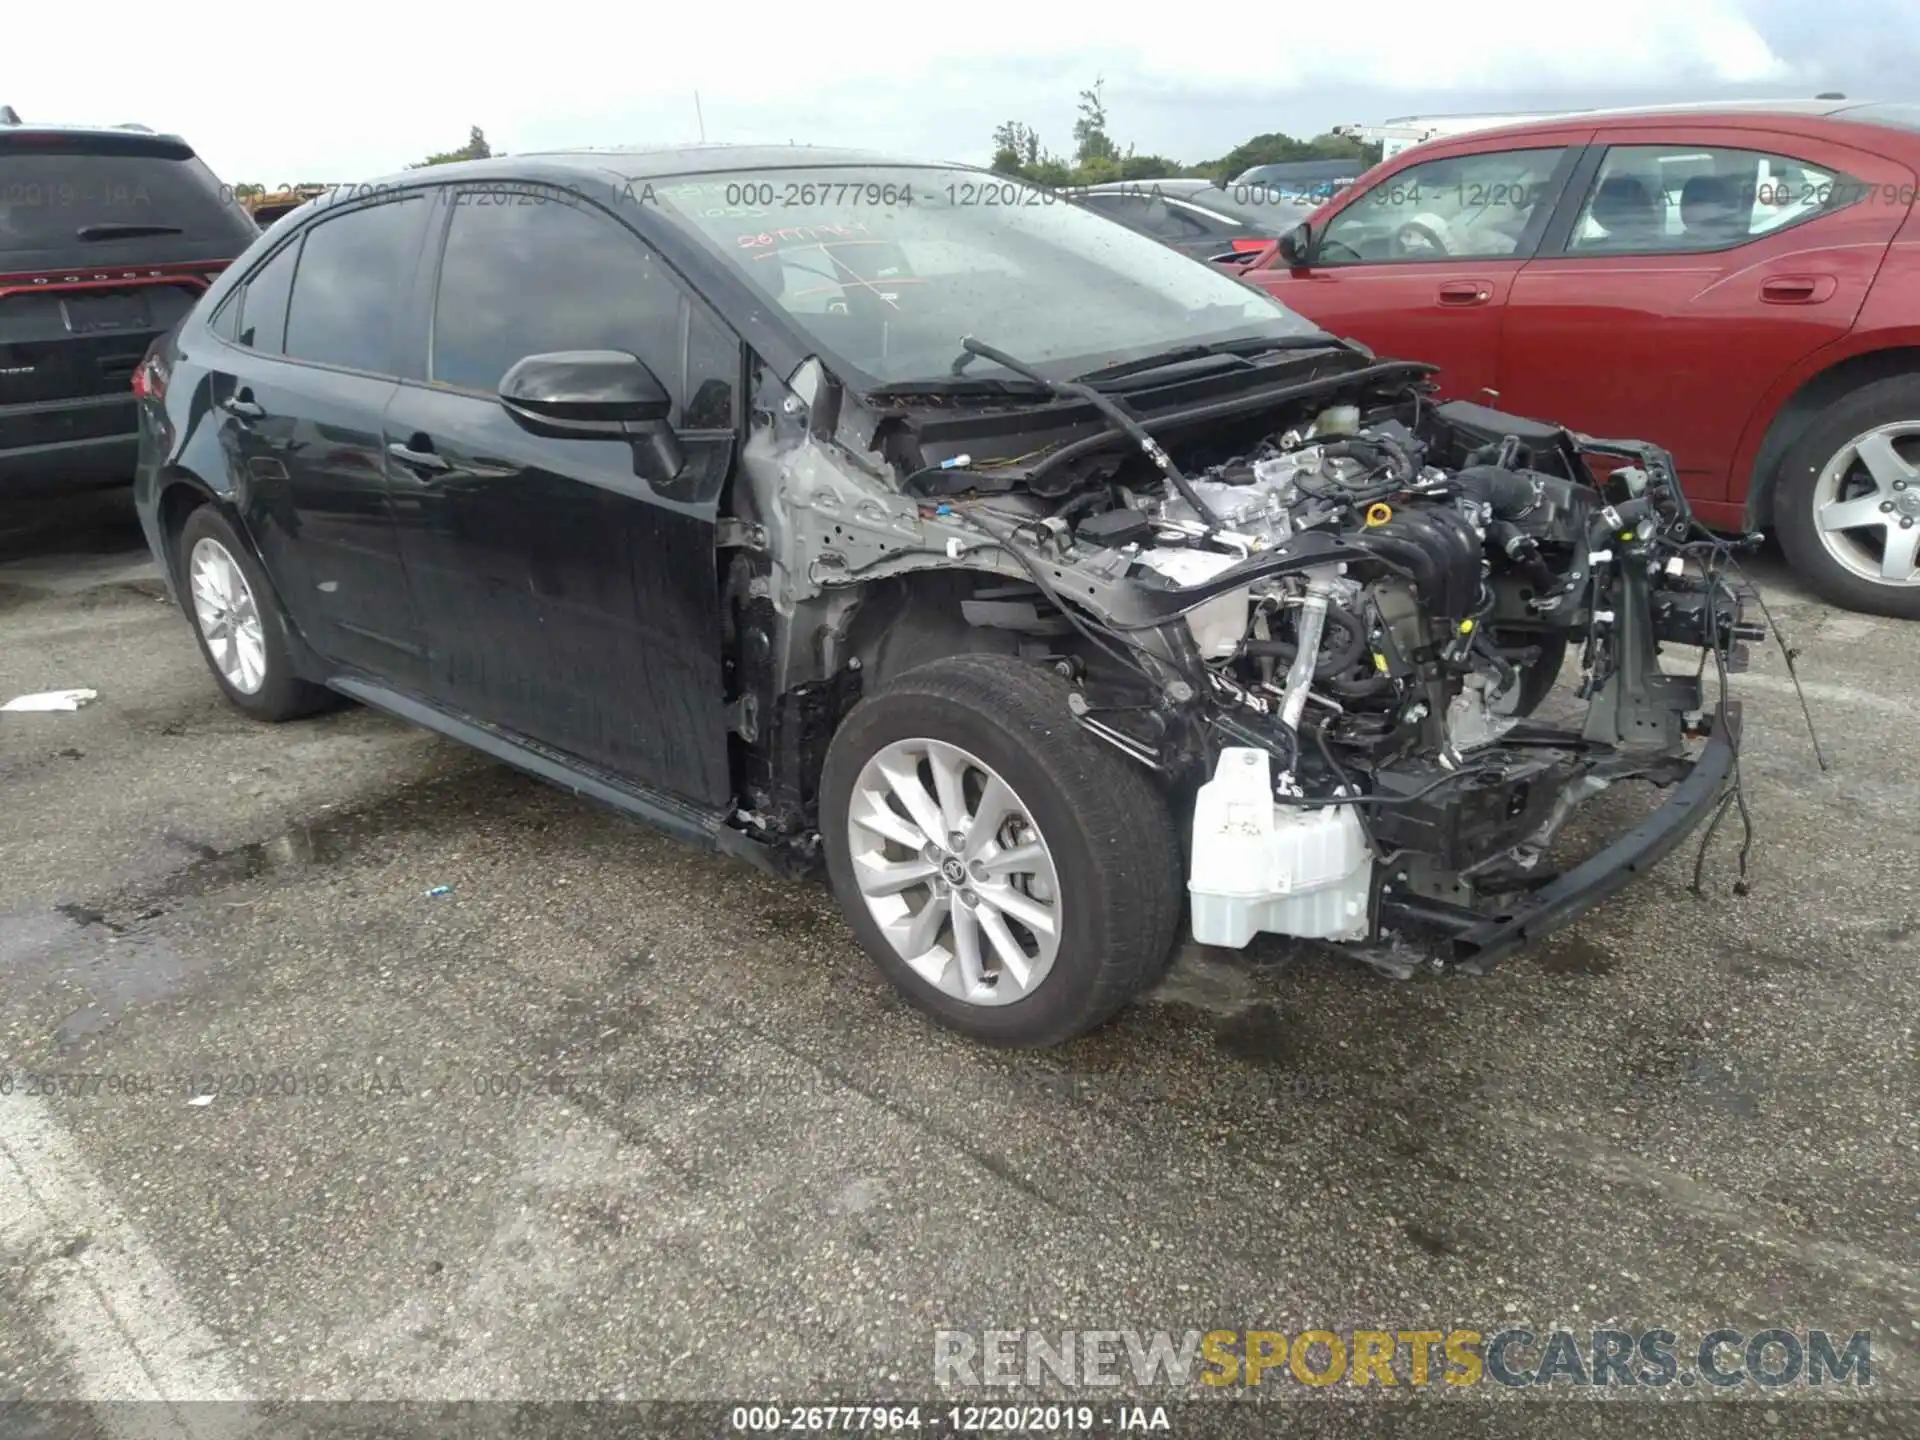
[0,908,196,1049]
[1532,934,1617,976]
[1211,1002,1299,1066]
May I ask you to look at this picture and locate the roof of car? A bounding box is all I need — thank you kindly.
[0,120,185,142]
[372,143,960,187]
[1421,97,1913,148]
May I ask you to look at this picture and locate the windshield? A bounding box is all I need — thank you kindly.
[649,167,1327,387]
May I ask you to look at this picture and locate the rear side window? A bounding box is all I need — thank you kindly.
[429,185,738,426]
[282,198,427,375]
[234,241,297,352]
[1565,144,1865,254]
[0,142,256,257]
[1083,193,1208,244]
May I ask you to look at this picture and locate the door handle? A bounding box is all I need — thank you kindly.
[1760,275,1835,304]
[221,396,264,421]
[386,440,450,474]
[1437,280,1493,306]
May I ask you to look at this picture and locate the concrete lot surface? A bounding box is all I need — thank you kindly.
[1,497,1915,1437]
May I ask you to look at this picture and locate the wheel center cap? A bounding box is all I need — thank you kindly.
[940,857,968,885]
[1896,489,1920,517]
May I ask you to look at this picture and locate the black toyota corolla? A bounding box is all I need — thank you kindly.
[134,145,1752,1047]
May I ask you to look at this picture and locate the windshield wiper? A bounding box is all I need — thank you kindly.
[1072,333,1340,384]
[75,223,185,240]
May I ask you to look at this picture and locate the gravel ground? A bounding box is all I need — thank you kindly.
[0,494,1914,1439]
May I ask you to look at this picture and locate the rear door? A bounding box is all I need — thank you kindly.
[1497,128,1915,500]
[382,182,740,806]
[200,194,432,683]
[0,130,256,464]
[1240,134,1591,399]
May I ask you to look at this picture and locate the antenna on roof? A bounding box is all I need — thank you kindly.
[694,91,706,143]
[0,105,21,125]
[1816,92,1846,99]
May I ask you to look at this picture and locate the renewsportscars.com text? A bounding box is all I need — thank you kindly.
[934,1327,1873,1389]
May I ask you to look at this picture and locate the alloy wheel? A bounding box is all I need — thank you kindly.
[844,738,1062,1007]
[188,537,269,694]
[1812,421,1920,588]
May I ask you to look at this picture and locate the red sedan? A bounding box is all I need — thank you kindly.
[1238,99,1920,618]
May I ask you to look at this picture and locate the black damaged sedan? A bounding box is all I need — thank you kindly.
[134,146,1755,1047]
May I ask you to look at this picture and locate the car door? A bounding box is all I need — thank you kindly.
[1497,129,1916,502]
[1239,135,1591,399]
[382,182,740,807]
[201,194,432,684]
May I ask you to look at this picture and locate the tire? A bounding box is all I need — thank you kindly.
[176,505,331,721]
[820,654,1182,1048]
[1773,374,1920,620]
[1487,628,1568,717]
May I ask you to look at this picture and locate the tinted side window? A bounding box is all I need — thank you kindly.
[1080,193,1205,243]
[1564,144,1864,255]
[1319,147,1567,263]
[282,198,426,374]
[235,240,298,353]
[430,187,737,427]
[1164,201,1241,240]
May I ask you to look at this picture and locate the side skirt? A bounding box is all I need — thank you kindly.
[327,676,733,853]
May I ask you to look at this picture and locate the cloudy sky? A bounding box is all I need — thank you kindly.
[9,0,1916,184]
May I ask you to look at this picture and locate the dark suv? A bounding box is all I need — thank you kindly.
[133,146,1751,1049]
[1,115,256,496]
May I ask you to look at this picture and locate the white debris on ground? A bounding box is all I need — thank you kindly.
[1,688,99,712]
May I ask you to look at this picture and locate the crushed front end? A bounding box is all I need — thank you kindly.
[733,339,1763,977]
[1045,397,1761,976]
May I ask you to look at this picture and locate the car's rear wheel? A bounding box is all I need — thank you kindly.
[820,655,1182,1047]
[177,505,331,721]
[1774,375,1920,620]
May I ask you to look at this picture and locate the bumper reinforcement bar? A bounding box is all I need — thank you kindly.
[1380,702,1742,975]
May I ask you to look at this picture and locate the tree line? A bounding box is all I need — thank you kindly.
[410,93,1382,185]
[991,78,1380,186]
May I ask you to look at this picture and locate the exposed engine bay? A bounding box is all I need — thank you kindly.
[731,341,1768,977]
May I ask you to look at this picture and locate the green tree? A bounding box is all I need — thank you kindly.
[1072,78,1118,165]
[990,120,1042,176]
[1199,129,1381,182]
[413,126,493,168]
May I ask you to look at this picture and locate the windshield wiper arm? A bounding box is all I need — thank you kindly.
[75,223,185,239]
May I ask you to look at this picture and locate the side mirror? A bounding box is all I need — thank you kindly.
[498,349,683,482]
[1276,222,1312,269]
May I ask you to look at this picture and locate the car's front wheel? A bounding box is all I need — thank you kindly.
[820,655,1182,1047]
[1774,374,1920,619]
[177,505,331,721]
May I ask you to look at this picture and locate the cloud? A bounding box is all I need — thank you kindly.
[2,0,1905,181]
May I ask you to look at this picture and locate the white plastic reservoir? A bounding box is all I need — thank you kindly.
[1188,747,1373,947]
